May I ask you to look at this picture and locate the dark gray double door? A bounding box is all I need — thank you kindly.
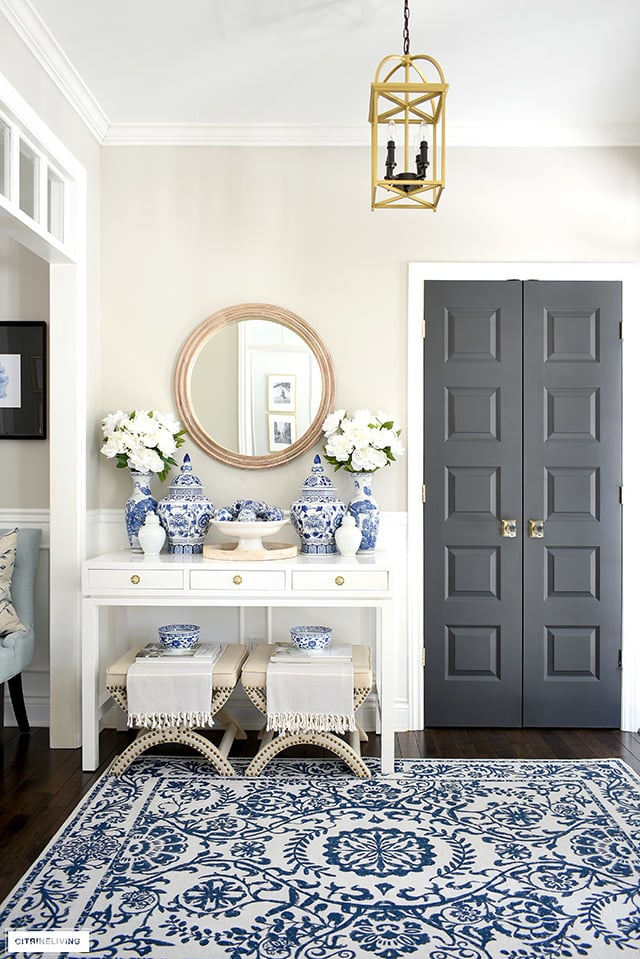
[424,280,622,727]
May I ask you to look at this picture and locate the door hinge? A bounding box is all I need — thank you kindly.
[422,484,426,503]
[618,649,622,669]
[619,485,623,505]
[422,319,426,339]
[620,320,623,340]
[421,648,426,668]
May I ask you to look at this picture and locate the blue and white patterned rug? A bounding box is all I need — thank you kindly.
[2,757,640,958]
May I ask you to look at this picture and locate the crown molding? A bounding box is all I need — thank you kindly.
[2,0,639,150]
[446,124,640,148]
[0,0,109,143]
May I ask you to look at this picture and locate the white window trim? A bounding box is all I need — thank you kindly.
[0,94,75,260]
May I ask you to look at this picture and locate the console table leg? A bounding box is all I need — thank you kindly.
[81,600,100,771]
[379,602,395,774]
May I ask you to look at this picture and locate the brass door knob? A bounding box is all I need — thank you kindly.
[130,574,140,585]
[528,519,544,538]
[500,519,517,538]
[335,575,345,586]
[232,575,243,585]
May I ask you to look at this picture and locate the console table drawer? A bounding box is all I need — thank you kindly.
[190,569,286,592]
[86,568,185,591]
[292,569,389,592]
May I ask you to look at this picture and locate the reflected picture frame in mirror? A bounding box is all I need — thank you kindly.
[174,303,336,469]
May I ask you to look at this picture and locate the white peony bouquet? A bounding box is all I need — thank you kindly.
[100,409,186,482]
[322,409,404,473]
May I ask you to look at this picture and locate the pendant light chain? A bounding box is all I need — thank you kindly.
[403,0,410,55]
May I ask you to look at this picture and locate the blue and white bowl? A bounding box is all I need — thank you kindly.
[158,623,200,652]
[290,625,332,650]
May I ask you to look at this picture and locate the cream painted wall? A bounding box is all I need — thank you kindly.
[0,235,49,506]
[0,235,49,316]
[100,144,640,514]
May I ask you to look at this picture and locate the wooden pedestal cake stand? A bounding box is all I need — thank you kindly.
[204,518,297,561]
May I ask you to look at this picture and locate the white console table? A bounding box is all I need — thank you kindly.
[81,550,395,773]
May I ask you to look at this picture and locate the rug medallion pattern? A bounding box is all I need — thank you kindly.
[1,758,639,958]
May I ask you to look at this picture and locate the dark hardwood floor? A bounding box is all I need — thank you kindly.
[2,724,640,903]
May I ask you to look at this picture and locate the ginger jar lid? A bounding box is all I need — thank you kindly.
[169,453,202,489]
[164,453,211,503]
[300,454,337,496]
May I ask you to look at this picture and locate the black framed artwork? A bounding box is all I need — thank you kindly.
[0,322,47,439]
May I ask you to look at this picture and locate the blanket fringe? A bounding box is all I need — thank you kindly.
[266,712,356,734]
[128,711,217,730]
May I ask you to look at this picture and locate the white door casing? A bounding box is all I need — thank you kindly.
[408,262,640,733]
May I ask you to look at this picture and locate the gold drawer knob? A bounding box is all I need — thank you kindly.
[335,575,345,586]
[130,574,141,585]
[233,575,243,585]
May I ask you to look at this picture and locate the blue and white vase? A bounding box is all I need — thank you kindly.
[290,455,346,554]
[348,472,379,551]
[125,471,157,552]
[157,453,214,554]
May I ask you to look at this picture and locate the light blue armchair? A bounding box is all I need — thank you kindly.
[0,528,42,732]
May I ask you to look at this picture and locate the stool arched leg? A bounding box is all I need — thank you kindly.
[245,730,371,779]
[109,727,235,777]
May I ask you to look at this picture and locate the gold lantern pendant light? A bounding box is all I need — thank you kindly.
[370,0,448,210]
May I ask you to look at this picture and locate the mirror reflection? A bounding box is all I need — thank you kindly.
[190,319,322,456]
[174,304,335,469]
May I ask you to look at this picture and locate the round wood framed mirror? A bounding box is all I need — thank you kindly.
[174,303,336,469]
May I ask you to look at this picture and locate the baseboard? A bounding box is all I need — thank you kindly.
[3,696,50,728]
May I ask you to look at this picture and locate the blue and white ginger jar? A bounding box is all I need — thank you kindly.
[157,453,214,554]
[290,455,346,555]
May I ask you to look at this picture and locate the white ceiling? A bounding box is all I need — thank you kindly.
[7,0,640,145]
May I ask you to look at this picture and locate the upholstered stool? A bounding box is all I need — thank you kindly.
[241,643,373,778]
[106,643,248,776]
